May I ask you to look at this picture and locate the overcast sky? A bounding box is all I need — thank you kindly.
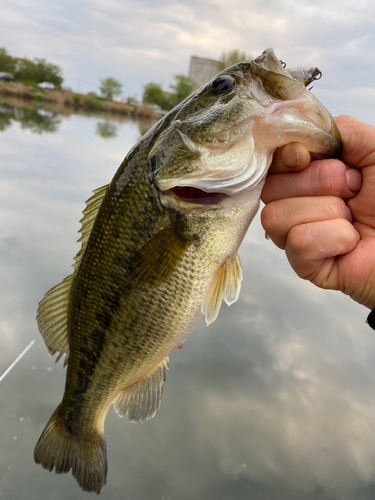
[1,0,375,123]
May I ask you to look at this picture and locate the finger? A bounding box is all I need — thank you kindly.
[346,165,375,229]
[335,115,375,169]
[261,159,362,204]
[285,218,360,284]
[261,196,352,249]
[269,142,311,173]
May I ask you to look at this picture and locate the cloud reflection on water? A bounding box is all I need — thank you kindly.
[1,101,375,499]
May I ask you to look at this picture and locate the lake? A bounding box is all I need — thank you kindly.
[1,97,375,500]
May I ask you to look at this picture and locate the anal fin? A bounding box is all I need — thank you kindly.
[114,357,169,422]
[202,253,243,326]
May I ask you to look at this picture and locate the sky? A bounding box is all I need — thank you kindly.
[1,0,375,123]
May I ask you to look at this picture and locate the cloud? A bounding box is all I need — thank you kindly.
[0,0,374,120]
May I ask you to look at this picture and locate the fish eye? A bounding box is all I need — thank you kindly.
[211,75,236,94]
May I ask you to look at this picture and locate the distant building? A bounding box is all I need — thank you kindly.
[188,56,220,87]
[0,72,15,82]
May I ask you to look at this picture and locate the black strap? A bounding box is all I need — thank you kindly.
[367,309,375,330]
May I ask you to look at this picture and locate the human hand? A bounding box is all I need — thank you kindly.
[261,115,375,310]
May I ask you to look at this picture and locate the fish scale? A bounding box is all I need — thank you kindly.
[34,48,341,493]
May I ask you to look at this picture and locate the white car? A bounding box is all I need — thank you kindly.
[37,82,55,90]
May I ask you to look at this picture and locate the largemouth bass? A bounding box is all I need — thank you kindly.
[34,49,341,493]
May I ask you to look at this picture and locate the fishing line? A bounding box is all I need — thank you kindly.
[0,339,35,382]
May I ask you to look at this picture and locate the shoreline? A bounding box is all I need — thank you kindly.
[0,81,163,120]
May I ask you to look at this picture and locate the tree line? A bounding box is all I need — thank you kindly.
[0,47,250,109]
[0,47,63,87]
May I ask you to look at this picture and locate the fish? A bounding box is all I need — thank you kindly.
[34,48,342,493]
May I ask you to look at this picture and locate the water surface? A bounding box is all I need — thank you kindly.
[1,98,375,500]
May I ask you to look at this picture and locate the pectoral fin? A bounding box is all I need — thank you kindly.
[130,219,193,289]
[224,253,243,306]
[202,260,230,326]
[202,253,243,326]
[114,357,169,422]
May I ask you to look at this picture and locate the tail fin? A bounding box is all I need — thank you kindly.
[34,406,107,493]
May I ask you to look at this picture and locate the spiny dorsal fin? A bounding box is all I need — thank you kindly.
[36,184,109,365]
[202,253,243,326]
[74,184,109,271]
[113,357,169,422]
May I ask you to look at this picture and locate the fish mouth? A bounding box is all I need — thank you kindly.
[157,131,271,198]
[165,186,229,205]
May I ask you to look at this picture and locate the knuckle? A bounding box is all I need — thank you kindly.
[328,197,347,219]
[337,219,356,246]
[287,224,311,253]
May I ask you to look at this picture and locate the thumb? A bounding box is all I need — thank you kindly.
[269,142,311,173]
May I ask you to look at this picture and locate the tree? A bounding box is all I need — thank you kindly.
[96,121,118,139]
[126,96,138,107]
[217,49,251,72]
[16,58,63,86]
[142,83,164,106]
[0,110,12,132]
[19,108,61,134]
[160,92,175,111]
[142,74,198,112]
[0,47,16,73]
[35,58,63,86]
[169,74,197,105]
[99,78,123,100]
[0,49,64,86]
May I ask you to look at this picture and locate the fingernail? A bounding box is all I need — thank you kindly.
[346,168,362,192]
[280,142,299,168]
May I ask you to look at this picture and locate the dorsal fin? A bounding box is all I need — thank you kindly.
[36,184,109,365]
[36,274,73,366]
[202,253,243,326]
[113,357,169,422]
[74,184,109,270]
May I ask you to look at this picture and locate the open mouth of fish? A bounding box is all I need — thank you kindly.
[168,186,229,205]
[158,128,269,205]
